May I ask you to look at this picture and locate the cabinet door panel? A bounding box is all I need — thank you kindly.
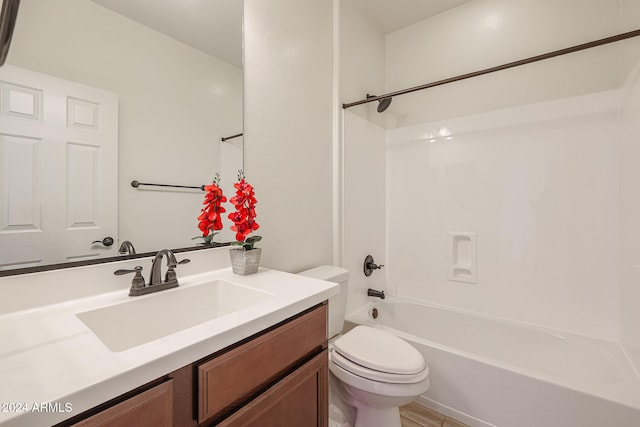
[71,380,172,427]
[198,304,327,423]
[219,350,328,427]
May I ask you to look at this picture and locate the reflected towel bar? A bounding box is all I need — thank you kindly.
[221,133,243,142]
[131,180,205,191]
[343,28,640,109]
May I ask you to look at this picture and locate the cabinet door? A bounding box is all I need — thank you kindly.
[198,304,327,424]
[219,350,328,427]
[71,380,172,427]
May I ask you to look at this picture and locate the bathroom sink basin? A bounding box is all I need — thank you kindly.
[76,280,274,352]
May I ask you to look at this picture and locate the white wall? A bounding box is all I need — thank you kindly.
[339,0,386,128]
[619,0,640,373]
[380,0,630,340]
[7,0,243,253]
[243,0,334,272]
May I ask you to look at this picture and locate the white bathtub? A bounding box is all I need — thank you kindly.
[347,298,640,427]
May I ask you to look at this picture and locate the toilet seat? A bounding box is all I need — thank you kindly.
[331,349,429,384]
[331,326,428,384]
[329,357,431,400]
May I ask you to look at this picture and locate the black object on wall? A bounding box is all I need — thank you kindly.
[0,0,20,66]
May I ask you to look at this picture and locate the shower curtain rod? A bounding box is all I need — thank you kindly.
[343,28,640,109]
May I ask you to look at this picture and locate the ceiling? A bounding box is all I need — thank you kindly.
[90,0,243,68]
[352,0,473,34]
[89,0,472,68]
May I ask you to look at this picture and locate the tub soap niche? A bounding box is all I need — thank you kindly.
[449,232,477,284]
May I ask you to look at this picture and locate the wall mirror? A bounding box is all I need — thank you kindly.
[0,0,243,274]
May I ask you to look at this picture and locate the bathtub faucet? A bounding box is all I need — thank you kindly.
[363,255,384,277]
[367,288,385,299]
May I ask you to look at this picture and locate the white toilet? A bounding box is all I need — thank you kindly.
[299,266,430,427]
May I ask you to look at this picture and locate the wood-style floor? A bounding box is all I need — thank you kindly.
[400,402,470,427]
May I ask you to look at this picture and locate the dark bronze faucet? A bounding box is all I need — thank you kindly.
[367,288,385,299]
[114,249,190,296]
[118,240,136,255]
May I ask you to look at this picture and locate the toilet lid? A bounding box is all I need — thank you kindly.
[333,326,425,375]
[331,350,429,384]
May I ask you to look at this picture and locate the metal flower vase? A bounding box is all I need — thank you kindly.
[229,247,262,275]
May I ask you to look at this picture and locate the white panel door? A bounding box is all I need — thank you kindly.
[0,65,118,269]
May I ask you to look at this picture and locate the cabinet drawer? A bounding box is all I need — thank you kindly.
[71,380,172,427]
[198,304,327,424]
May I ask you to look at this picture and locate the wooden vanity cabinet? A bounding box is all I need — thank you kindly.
[197,302,327,425]
[218,350,327,427]
[67,380,173,427]
[61,303,328,427]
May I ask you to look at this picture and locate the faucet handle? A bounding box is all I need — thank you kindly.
[114,265,143,275]
[114,266,146,291]
[165,258,190,282]
[363,255,384,277]
[169,258,190,268]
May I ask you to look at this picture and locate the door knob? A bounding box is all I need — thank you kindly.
[92,237,114,246]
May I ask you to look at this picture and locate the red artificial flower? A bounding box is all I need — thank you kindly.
[228,176,260,242]
[198,180,227,238]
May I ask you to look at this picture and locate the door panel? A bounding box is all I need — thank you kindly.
[0,65,118,269]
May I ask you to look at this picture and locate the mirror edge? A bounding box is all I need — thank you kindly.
[0,0,19,66]
[0,242,231,277]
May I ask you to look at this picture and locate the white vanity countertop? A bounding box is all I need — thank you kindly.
[0,263,338,426]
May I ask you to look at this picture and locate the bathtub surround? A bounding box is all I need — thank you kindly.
[619,41,640,375]
[336,0,640,425]
[341,0,640,340]
[342,111,387,314]
[618,0,640,379]
[387,90,620,339]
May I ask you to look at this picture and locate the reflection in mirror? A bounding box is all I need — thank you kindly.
[0,0,243,272]
[0,0,20,66]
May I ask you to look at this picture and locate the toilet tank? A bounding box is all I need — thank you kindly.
[297,266,349,339]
